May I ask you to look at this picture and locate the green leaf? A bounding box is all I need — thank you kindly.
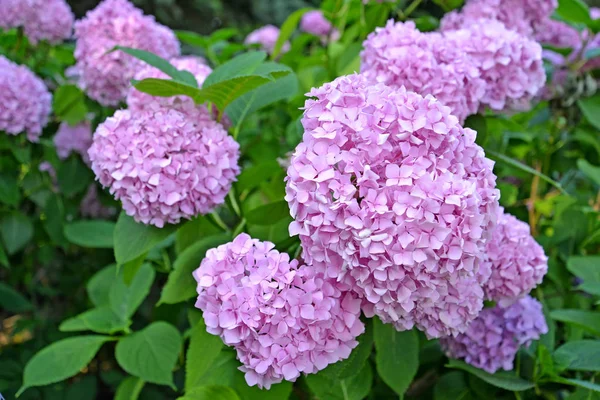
[567,256,600,282]
[336,43,362,76]
[233,371,292,400]
[87,264,117,307]
[556,0,592,26]
[0,242,9,268]
[578,94,600,130]
[159,233,230,304]
[305,361,373,400]
[115,46,197,87]
[44,194,68,248]
[59,306,130,334]
[373,318,418,396]
[115,322,182,387]
[113,213,178,265]
[109,263,155,318]
[434,371,473,400]
[185,318,224,392]
[0,282,33,313]
[203,51,266,87]
[17,336,111,396]
[175,217,222,254]
[57,157,93,197]
[178,386,240,400]
[578,282,600,296]
[555,340,600,371]
[198,74,282,112]
[245,201,290,226]
[553,376,600,393]
[64,221,116,248]
[447,359,535,391]
[236,160,282,193]
[432,0,465,11]
[321,320,373,380]
[271,8,310,60]
[115,377,145,400]
[52,85,88,125]
[0,212,33,255]
[577,159,600,186]
[131,78,198,98]
[0,172,20,207]
[550,309,600,335]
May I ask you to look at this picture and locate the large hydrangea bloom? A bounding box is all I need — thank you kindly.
[361,20,485,123]
[126,56,212,112]
[483,209,548,305]
[443,19,546,113]
[73,0,180,106]
[440,0,557,37]
[0,56,51,142]
[440,296,548,373]
[0,0,74,44]
[54,122,93,165]
[88,104,240,227]
[193,234,365,389]
[245,25,290,55]
[285,74,499,338]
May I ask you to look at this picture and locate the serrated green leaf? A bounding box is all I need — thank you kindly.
[203,51,266,87]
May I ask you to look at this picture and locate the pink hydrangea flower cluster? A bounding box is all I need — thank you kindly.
[361,20,486,122]
[443,19,546,112]
[440,0,557,37]
[534,19,582,51]
[73,0,180,106]
[54,122,93,165]
[0,0,74,44]
[285,74,500,338]
[440,296,548,373]
[300,10,340,42]
[88,104,240,227]
[193,233,364,389]
[245,25,290,55]
[0,56,51,142]
[483,209,548,305]
[126,56,212,112]
[80,185,117,219]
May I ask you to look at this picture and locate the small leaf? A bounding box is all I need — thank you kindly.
[0,212,33,255]
[87,264,117,307]
[113,213,178,265]
[0,282,33,313]
[17,336,111,396]
[578,94,600,130]
[64,221,116,248]
[447,359,535,391]
[550,309,600,335]
[554,340,600,371]
[115,377,145,400]
[159,233,230,304]
[109,263,155,318]
[245,201,290,226]
[373,318,418,396]
[271,8,311,59]
[59,306,130,334]
[115,322,182,387]
[185,318,224,392]
[178,386,240,400]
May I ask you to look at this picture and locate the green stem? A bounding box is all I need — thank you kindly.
[402,0,423,19]
[209,212,229,232]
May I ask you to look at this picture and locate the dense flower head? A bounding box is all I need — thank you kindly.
[300,10,340,42]
[361,20,485,122]
[0,0,74,44]
[127,56,212,112]
[440,0,557,36]
[483,209,548,305]
[73,0,180,106]
[245,25,290,55]
[54,121,93,165]
[0,56,51,142]
[88,104,240,227]
[443,19,546,113]
[285,74,500,338]
[440,296,548,373]
[193,234,365,389]
[80,184,117,219]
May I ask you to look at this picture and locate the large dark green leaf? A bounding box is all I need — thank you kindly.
[0,172,20,207]
[59,307,130,334]
[447,360,535,391]
[52,85,88,125]
[556,0,592,26]
[109,263,155,318]
[0,282,33,313]
[578,94,600,130]
[178,386,240,400]
[57,157,93,197]
[64,221,116,248]
[185,318,224,392]
[203,51,266,87]
[555,340,600,371]
[0,212,33,255]
[115,377,145,400]
[550,309,600,335]
[245,201,290,226]
[116,46,197,86]
[305,361,373,400]
[567,256,600,282]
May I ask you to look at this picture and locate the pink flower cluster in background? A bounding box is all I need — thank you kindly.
[193,234,364,389]
[54,122,93,165]
[300,10,340,42]
[245,25,290,56]
[0,55,51,142]
[0,0,74,44]
[73,0,180,106]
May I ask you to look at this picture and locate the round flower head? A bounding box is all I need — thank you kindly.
[440,0,557,36]
[361,20,485,122]
[73,0,180,106]
[483,209,547,305]
[285,74,499,338]
[245,25,290,55]
[300,10,340,42]
[88,104,240,227]
[0,0,74,44]
[0,56,51,142]
[127,56,212,112]
[193,233,365,389]
[444,19,546,113]
[54,121,93,165]
[440,296,548,373]
[80,184,117,219]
